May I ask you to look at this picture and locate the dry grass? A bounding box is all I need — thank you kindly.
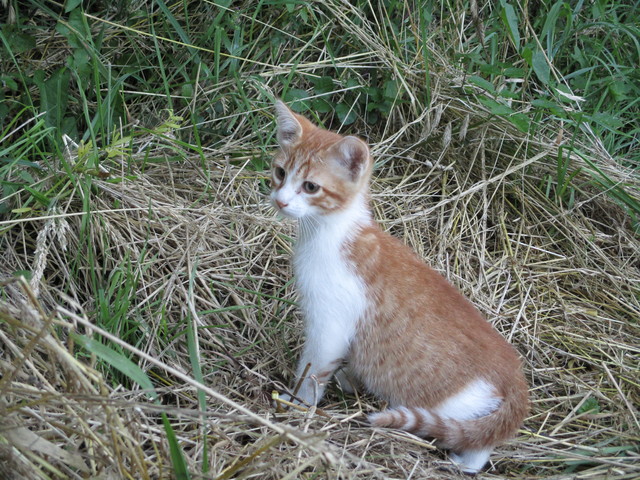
[2,100,639,478]
[1,1,639,478]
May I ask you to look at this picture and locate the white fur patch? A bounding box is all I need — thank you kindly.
[434,378,502,422]
[290,193,371,404]
[450,448,493,473]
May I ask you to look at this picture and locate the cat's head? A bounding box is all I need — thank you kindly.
[270,100,372,219]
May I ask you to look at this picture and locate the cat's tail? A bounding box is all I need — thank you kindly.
[367,386,527,453]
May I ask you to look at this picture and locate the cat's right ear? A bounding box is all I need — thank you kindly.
[275,100,302,147]
[330,136,371,183]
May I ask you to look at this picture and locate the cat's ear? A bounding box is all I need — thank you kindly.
[330,136,371,182]
[275,100,302,147]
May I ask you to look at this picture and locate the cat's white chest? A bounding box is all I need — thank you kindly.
[293,214,368,344]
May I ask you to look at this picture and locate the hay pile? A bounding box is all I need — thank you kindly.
[1,0,639,476]
[1,97,639,479]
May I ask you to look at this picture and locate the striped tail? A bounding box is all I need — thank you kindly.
[368,389,527,472]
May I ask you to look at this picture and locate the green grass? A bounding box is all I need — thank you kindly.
[2,1,638,226]
[1,1,639,479]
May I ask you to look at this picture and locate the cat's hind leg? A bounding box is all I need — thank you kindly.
[449,448,492,474]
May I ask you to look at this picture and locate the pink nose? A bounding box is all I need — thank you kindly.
[276,199,288,209]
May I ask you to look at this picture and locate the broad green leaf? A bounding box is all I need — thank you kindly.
[468,75,495,93]
[532,98,565,115]
[589,112,624,131]
[335,103,357,125]
[12,270,33,281]
[65,0,83,12]
[532,98,559,108]
[2,27,36,53]
[577,397,600,414]
[283,89,309,112]
[33,68,71,132]
[0,75,18,91]
[479,63,503,76]
[384,79,399,100]
[500,1,520,51]
[23,185,50,207]
[478,96,514,115]
[312,98,332,113]
[541,1,568,47]
[312,76,334,94]
[522,46,551,86]
[509,113,531,133]
[503,67,525,78]
[532,49,551,85]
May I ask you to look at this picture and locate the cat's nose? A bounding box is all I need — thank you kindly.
[276,199,288,209]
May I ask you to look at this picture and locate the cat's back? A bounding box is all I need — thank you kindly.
[348,223,525,406]
[349,223,487,328]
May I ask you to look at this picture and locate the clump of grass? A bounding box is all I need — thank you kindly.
[1,0,639,478]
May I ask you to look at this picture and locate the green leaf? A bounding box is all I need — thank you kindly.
[532,98,565,115]
[479,63,503,76]
[72,333,158,401]
[478,97,529,132]
[65,0,83,12]
[609,80,631,100]
[23,185,51,207]
[11,207,33,214]
[312,98,332,113]
[468,75,495,93]
[497,89,519,100]
[541,1,567,46]
[532,49,551,85]
[522,46,551,86]
[509,112,531,133]
[365,86,383,102]
[503,67,525,78]
[56,9,90,49]
[283,89,309,112]
[335,103,357,125]
[383,79,399,100]
[162,413,191,479]
[2,26,36,53]
[500,1,520,51]
[12,270,33,280]
[478,96,514,115]
[1,75,18,90]
[589,112,624,131]
[312,76,334,94]
[577,397,600,414]
[532,98,559,109]
[33,68,71,133]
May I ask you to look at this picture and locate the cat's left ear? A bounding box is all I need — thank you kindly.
[330,136,371,182]
[275,100,302,147]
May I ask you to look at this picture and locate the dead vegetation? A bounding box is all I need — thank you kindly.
[1,1,639,478]
[2,108,639,477]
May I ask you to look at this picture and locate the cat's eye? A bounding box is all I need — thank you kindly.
[302,181,320,194]
[274,166,286,181]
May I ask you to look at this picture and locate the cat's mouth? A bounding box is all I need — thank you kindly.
[272,201,301,219]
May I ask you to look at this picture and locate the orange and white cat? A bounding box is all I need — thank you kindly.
[271,100,528,473]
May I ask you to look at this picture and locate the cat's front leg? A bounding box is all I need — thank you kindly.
[286,332,351,406]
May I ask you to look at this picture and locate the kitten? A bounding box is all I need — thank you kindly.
[270,100,528,474]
